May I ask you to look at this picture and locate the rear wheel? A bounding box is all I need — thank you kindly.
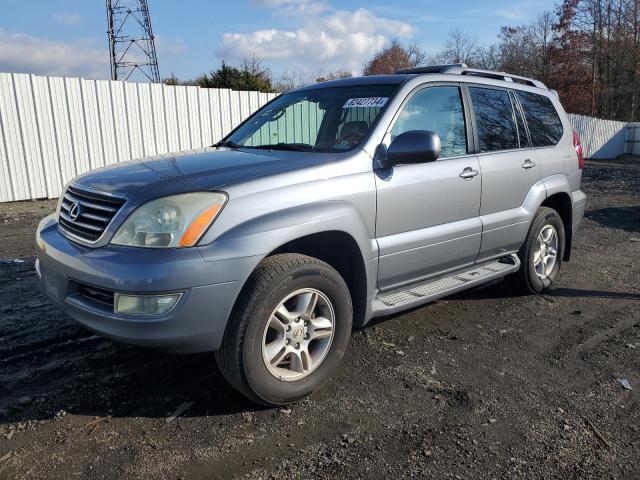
[514,207,565,294]
[215,254,352,405]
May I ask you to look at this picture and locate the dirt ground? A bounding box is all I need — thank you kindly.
[1,159,639,479]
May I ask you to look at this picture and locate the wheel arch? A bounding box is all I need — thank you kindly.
[203,201,376,330]
[538,175,574,261]
[540,191,573,260]
[269,231,369,329]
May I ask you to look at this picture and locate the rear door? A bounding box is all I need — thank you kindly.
[375,84,482,291]
[466,85,542,262]
[515,90,568,180]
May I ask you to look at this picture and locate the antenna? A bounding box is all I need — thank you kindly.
[106,0,161,82]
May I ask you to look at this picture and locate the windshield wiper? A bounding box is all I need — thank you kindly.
[213,140,242,148]
[249,143,313,152]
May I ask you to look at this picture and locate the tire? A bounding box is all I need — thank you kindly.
[513,206,565,294]
[215,253,353,405]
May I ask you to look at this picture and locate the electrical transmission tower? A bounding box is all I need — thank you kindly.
[106,0,160,82]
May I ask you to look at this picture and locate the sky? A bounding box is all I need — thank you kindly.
[0,0,556,83]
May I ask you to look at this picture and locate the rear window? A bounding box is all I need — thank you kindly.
[468,87,519,153]
[516,91,563,147]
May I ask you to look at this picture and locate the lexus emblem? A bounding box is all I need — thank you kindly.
[68,202,81,221]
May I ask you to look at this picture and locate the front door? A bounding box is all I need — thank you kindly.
[375,85,482,291]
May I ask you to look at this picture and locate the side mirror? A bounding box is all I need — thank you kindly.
[387,130,441,165]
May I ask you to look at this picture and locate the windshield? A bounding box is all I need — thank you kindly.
[224,84,398,153]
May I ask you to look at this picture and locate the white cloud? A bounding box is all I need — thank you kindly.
[52,13,84,26]
[0,28,108,79]
[217,6,413,75]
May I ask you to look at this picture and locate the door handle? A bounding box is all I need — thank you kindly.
[459,167,479,179]
[522,159,536,169]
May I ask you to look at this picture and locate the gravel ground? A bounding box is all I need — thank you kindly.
[0,159,639,479]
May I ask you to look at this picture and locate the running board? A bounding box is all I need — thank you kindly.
[371,254,520,318]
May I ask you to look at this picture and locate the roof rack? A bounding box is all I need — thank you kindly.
[394,63,548,90]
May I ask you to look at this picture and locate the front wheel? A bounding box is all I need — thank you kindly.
[513,207,565,294]
[215,254,352,405]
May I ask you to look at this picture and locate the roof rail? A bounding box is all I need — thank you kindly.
[394,64,548,90]
[395,63,469,74]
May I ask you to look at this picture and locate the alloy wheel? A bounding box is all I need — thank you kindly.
[261,288,335,381]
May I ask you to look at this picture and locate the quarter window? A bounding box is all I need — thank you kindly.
[391,86,467,159]
[468,87,519,153]
[516,91,563,147]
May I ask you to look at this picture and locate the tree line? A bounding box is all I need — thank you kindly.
[165,0,640,121]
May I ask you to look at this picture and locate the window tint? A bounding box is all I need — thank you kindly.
[516,91,563,147]
[391,86,467,158]
[468,87,519,152]
[512,94,529,148]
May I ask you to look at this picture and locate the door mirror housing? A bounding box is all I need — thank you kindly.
[387,130,441,165]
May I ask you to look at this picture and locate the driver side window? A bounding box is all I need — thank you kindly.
[391,86,467,159]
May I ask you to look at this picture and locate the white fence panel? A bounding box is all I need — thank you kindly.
[124,82,143,160]
[95,80,119,166]
[32,75,61,198]
[48,76,76,188]
[14,74,47,199]
[0,72,276,202]
[625,123,640,155]
[568,113,628,159]
[149,83,167,155]
[0,73,30,201]
[137,83,156,157]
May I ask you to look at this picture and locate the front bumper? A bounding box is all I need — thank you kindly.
[35,215,260,353]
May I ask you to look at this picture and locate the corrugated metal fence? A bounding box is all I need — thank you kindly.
[567,113,628,159]
[0,73,277,202]
[0,72,635,202]
[624,122,640,155]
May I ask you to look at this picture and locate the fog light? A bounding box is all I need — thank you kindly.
[114,293,182,316]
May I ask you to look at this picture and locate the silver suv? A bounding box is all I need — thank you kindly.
[36,64,587,405]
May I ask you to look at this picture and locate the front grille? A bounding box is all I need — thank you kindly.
[58,185,125,243]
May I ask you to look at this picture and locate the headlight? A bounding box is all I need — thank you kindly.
[111,192,227,248]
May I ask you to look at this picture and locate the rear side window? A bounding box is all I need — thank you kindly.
[391,86,467,159]
[468,87,519,153]
[516,91,563,147]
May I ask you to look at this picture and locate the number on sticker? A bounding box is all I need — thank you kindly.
[343,97,388,108]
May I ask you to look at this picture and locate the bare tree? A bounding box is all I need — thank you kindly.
[498,12,555,83]
[473,44,502,71]
[273,71,307,93]
[429,28,493,68]
[444,28,481,64]
[363,39,426,75]
[241,56,273,88]
[316,70,353,83]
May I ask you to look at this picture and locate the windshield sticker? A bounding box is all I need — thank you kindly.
[343,97,388,108]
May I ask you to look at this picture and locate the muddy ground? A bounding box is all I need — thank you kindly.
[1,159,639,479]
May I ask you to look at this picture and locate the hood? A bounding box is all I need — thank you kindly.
[74,147,340,201]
